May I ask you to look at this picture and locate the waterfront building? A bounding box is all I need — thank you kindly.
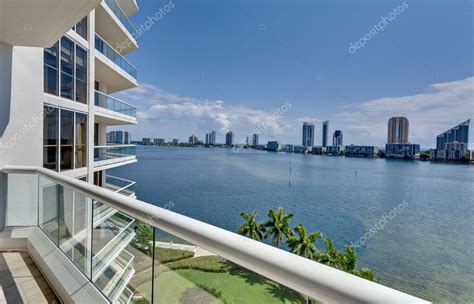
[266,141,280,151]
[143,137,153,145]
[294,145,310,154]
[225,131,234,146]
[172,138,180,145]
[322,121,329,147]
[333,130,343,147]
[0,0,141,301]
[252,133,260,146]
[189,134,199,144]
[155,138,166,145]
[387,117,409,144]
[282,144,294,152]
[206,131,217,145]
[326,145,342,155]
[433,120,470,161]
[107,131,131,144]
[385,143,420,159]
[302,122,315,147]
[245,136,252,146]
[345,145,379,157]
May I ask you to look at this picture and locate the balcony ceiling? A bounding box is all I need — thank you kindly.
[0,0,101,47]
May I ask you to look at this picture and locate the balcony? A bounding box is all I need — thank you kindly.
[95,91,137,125]
[105,175,136,198]
[95,0,138,55]
[94,145,137,170]
[0,166,430,304]
[95,34,138,93]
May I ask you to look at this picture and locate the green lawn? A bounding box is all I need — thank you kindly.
[133,255,303,304]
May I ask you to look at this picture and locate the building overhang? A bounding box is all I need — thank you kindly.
[0,0,101,47]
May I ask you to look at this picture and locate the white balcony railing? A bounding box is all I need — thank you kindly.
[1,166,430,304]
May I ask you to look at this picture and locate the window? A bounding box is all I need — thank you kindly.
[75,113,87,168]
[44,37,88,104]
[44,42,59,95]
[43,107,59,170]
[76,46,87,104]
[61,37,74,100]
[60,110,74,170]
[74,16,88,40]
[43,106,88,171]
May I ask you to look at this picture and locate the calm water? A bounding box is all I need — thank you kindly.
[111,146,474,303]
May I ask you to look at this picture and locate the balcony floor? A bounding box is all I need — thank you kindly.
[0,251,59,303]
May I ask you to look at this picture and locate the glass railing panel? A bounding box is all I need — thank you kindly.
[59,190,93,276]
[103,0,136,35]
[38,175,93,278]
[92,203,153,303]
[38,176,60,245]
[94,145,136,163]
[95,34,137,79]
[94,91,137,118]
[105,175,136,197]
[151,228,309,304]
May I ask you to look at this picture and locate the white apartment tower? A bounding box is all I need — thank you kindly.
[0,0,141,302]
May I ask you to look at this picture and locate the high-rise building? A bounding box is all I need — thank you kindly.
[172,138,180,145]
[433,120,470,160]
[189,134,198,144]
[302,122,315,147]
[252,133,259,146]
[387,117,409,144]
[107,131,131,144]
[205,131,217,145]
[333,130,343,147]
[225,131,234,146]
[322,121,329,147]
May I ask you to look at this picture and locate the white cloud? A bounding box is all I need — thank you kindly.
[123,84,294,143]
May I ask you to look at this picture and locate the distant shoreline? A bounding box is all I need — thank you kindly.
[132,143,473,165]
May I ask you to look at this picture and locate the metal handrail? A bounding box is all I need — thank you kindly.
[1,166,430,304]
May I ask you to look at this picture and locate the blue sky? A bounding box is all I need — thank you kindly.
[115,0,474,148]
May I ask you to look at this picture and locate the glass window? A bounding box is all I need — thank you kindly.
[43,107,59,170]
[75,46,87,104]
[44,42,59,95]
[61,37,74,100]
[75,16,88,40]
[75,113,87,168]
[60,110,74,170]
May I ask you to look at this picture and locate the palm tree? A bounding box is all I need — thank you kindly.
[287,224,322,259]
[238,211,263,241]
[262,207,294,247]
